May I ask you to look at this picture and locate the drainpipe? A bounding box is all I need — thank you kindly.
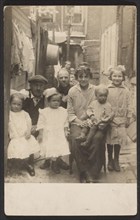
[117,6,123,65]
[67,19,71,61]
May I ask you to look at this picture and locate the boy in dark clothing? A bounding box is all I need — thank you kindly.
[23,75,48,174]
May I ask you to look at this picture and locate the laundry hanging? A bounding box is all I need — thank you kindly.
[11,20,35,77]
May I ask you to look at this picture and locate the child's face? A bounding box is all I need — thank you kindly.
[11,97,23,112]
[70,74,75,82]
[49,95,61,109]
[111,70,123,86]
[96,90,108,104]
[70,68,75,75]
[65,62,71,70]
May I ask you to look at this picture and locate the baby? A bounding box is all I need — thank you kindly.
[76,84,114,147]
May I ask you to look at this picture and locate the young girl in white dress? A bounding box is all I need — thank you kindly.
[8,93,40,176]
[37,88,70,174]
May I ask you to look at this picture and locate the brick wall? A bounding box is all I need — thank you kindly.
[87,6,102,40]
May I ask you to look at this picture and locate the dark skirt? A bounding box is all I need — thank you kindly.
[69,124,106,179]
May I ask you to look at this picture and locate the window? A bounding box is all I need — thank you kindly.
[72,6,83,24]
[65,6,83,24]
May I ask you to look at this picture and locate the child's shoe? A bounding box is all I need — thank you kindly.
[57,157,69,170]
[26,164,35,176]
[40,159,50,169]
[107,144,114,171]
[51,161,61,174]
[107,159,114,171]
[114,145,121,172]
[114,159,120,172]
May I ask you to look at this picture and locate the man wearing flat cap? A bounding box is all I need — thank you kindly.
[22,75,48,175]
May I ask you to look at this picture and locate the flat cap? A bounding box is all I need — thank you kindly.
[28,75,48,84]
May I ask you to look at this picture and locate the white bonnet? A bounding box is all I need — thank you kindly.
[43,87,58,98]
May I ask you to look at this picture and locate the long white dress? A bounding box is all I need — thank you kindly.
[8,110,40,159]
[37,107,70,158]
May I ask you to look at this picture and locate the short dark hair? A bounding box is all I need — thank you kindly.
[75,64,92,80]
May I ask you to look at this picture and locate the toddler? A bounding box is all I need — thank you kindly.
[77,85,114,147]
[37,88,70,174]
[8,93,40,176]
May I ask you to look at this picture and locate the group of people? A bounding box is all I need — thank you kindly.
[7,62,132,183]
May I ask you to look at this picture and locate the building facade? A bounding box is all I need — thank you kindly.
[54,6,101,84]
[100,6,136,79]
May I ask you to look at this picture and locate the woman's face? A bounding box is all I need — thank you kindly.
[111,70,123,86]
[77,72,90,88]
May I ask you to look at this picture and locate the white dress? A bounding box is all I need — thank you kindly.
[8,110,40,159]
[37,107,70,158]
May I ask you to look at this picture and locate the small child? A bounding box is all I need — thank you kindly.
[76,85,114,147]
[69,68,78,86]
[37,88,70,174]
[8,93,40,176]
[106,65,132,172]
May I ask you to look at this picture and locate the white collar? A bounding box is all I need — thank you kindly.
[75,83,94,92]
[108,83,126,89]
[30,93,43,99]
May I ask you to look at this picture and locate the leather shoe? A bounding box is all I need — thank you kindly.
[57,158,69,170]
[26,164,35,176]
[84,171,94,183]
[40,159,50,169]
[51,161,60,174]
[114,159,121,172]
[80,172,87,183]
[80,171,93,183]
[108,159,114,171]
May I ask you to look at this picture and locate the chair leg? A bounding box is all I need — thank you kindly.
[69,153,74,174]
[103,144,106,173]
[104,156,106,173]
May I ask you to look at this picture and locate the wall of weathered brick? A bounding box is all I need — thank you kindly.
[84,6,103,82]
[86,6,102,40]
[119,6,136,77]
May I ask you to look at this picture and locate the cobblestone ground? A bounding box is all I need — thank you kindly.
[5,137,136,183]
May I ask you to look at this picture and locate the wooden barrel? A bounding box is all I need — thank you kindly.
[46,44,59,65]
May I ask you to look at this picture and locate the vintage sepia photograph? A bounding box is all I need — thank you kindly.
[4,5,137,215]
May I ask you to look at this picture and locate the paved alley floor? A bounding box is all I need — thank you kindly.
[5,138,137,184]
